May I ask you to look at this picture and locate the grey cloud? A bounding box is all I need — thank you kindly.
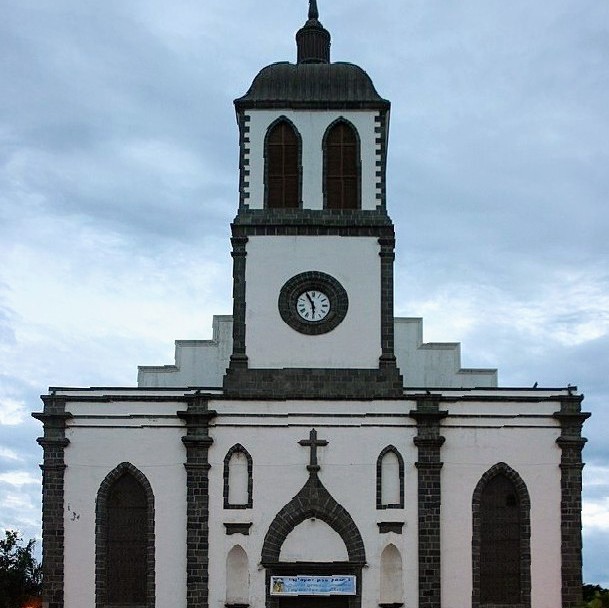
[1,0,607,586]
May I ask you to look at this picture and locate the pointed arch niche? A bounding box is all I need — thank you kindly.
[323,118,361,210]
[472,462,531,608]
[379,544,404,607]
[262,472,365,608]
[376,446,404,509]
[95,462,155,608]
[226,545,249,607]
[264,117,302,209]
[224,444,253,509]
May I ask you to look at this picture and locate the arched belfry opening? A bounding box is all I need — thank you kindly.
[262,429,365,608]
[265,118,301,209]
[323,119,361,210]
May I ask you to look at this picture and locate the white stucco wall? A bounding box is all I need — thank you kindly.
[440,401,563,608]
[206,399,419,608]
[244,235,382,368]
[62,400,187,608]
[56,389,568,608]
[138,315,233,388]
[137,316,498,388]
[244,110,381,210]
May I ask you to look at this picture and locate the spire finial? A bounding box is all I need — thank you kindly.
[296,0,331,64]
[308,0,319,21]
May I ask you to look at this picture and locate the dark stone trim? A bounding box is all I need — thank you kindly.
[238,113,251,208]
[261,471,366,564]
[376,445,405,509]
[178,392,217,608]
[224,523,253,536]
[553,394,590,608]
[33,396,72,608]
[236,100,390,111]
[411,396,448,608]
[278,271,348,335]
[228,236,249,371]
[378,236,397,369]
[223,367,404,399]
[322,117,362,210]
[95,462,156,608]
[263,116,303,209]
[374,113,388,209]
[379,604,404,608]
[232,208,394,231]
[377,522,404,534]
[223,444,253,509]
[471,462,531,608]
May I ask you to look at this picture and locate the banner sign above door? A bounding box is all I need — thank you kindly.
[270,575,356,596]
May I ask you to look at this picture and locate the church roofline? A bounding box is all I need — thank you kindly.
[234,62,390,111]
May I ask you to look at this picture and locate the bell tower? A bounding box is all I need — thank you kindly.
[224,1,403,398]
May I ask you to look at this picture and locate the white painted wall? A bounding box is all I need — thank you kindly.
[137,316,498,388]
[138,315,232,388]
[57,390,567,608]
[245,235,382,368]
[244,110,381,209]
[280,519,349,562]
[206,400,420,608]
[440,422,563,608]
[63,402,187,608]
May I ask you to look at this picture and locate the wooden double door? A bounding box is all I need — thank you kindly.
[278,596,349,608]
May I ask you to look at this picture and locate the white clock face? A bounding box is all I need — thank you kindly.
[296,290,331,322]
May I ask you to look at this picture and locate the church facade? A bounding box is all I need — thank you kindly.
[34,4,589,608]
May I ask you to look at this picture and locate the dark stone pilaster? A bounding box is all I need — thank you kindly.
[554,393,590,608]
[378,235,397,369]
[178,393,217,608]
[228,235,248,370]
[33,395,72,608]
[411,396,447,608]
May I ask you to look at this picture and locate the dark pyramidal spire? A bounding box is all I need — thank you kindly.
[296,0,331,64]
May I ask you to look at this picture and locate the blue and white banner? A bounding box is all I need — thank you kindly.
[270,575,356,596]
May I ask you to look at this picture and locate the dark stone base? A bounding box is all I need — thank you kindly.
[223,367,404,399]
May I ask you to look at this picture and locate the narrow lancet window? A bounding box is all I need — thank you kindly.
[324,120,360,209]
[224,444,253,509]
[377,445,404,509]
[472,463,531,608]
[265,119,300,208]
[480,474,521,604]
[107,474,147,604]
[96,463,155,608]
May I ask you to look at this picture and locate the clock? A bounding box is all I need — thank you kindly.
[296,290,331,322]
[278,271,348,335]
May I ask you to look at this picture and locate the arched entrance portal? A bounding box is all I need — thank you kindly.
[261,470,365,608]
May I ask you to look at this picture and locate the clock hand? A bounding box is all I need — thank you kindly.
[306,292,316,316]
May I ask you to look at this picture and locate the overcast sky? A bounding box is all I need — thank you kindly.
[1,0,607,588]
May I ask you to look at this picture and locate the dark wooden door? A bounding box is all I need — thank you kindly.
[278,597,349,608]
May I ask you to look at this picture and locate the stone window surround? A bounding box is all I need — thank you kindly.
[376,445,405,510]
[223,443,254,509]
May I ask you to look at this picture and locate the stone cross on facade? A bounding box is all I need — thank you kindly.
[299,428,328,472]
